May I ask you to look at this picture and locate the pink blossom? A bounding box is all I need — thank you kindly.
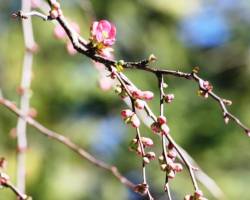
[66,42,77,55]
[91,20,116,47]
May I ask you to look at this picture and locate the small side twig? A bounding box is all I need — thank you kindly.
[0,172,28,200]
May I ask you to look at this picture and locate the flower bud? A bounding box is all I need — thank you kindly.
[50,9,59,19]
[148,54,157,62]
[164,94,175,103]
[158,155,165,164]
[151,122,161,134]
[142,91,154,100]
[143,156,150,164]
[141,137,154,147]
[135,99,145,110]
[0,172,9,185]
[157,116,167,125]
[184,195,192,200]
[132,90,143,99]
[131,114,140,128]
[160,164,167,171]
[173,163,183,172]
[145,152,156,160]
[194,190,203,198]
[121,109,133,119]
[167,150,177,159]
[167,170,175,179]
[161,124,170,135]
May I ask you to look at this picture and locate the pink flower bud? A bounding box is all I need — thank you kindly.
[54,25,66,39]
[135,99,145,109]
[121,109,134,119]
[173,163,183,172]
[52,2,60,9]
[247,130,250,137]
[167,170,175,179]
[184,195,192,200]
[142,91,154,100]
[143,157,150,164]
[132,90,144,99]
[66,42,77,55]
[141,137,154,147]
[157,116,167,125]
[164,94,175,103]
[167,150,177,160]
[0,172,9,185]
[161,124,170,135]
[194,190,203,198]
[202,80,213,92]
[50,9,59,19]
[145,152,156,160]
[131,114,140,128]
[151,122,161,134]
[99,77,112,91]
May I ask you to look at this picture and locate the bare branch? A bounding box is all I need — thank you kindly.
[0,97,141,195]
[0,172,28,200]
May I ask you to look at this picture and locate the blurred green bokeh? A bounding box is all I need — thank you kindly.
[0,0,250,200]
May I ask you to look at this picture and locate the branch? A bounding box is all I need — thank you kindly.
[0,172,28,200]
[0,97,141,195]
[15,0,37,193]
[17,8,249,136]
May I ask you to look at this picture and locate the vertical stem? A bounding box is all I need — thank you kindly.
[16,0,35,193]
[158,74,172,200]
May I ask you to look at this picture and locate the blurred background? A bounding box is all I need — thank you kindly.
[0,0,250,199]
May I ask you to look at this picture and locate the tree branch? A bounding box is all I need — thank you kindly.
[0,97,140,195]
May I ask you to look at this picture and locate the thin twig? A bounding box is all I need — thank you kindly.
[158,74,172,200]
[0,172,28,200]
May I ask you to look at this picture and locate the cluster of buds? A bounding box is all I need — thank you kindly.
[129,137,156,164]
[164,93,175,103]
[121,109,140,128]
[0,172,9,187]
[184,190,208,200]
[127,85,154,101]
[158,143,183,179]
[49,0,62,19]
[198,80,213,98]
[151,116,170,135]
